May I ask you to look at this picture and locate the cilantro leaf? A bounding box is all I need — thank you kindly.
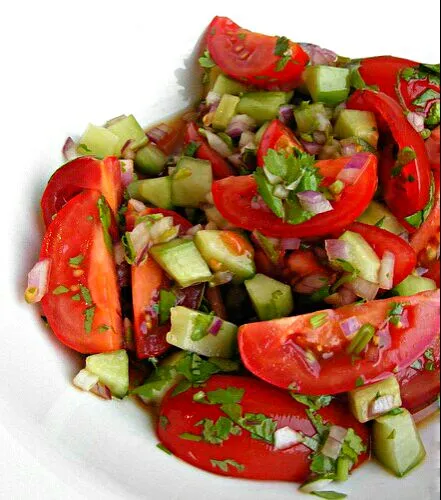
[121,233,136,265]
[310,454,336,475]
[80,285,93,306]
[69,254,84,267]
[206,387,245,405]
[285,194,314,225]
[156,443,172,455]
[175,353,222,385]
[83,306,96,334]
[220,404,277,444]
[197,416,241,444]
[340,428,366,462]
[274,36,290,57]
[131,365,176,399]
[210,459,245,473]
[159,415,169,430]
[306,409,330,436]
[199,50,215,69]
[179,433,202,442]
[191,312,215,341]
[412,89,440,108]
[158,289,176,325]
[53,285,70,295]
[254,168,285,219]
[291,394,333,411]
[184,142,200,157]
[97,196,113,252]
[391,146,417,177]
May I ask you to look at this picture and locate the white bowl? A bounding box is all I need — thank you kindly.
[1,0,440,498]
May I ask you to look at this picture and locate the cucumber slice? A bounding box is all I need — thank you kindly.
[213,74,248,96]
[373,408,426,477]
[299,478,334,494]
[167,307,238,358]
[85,350,129,399]
[194,230,256,283]
[255,122,270,145]
[213,94,241,131]
[106,114,148,155]
[245,274,294,321]
[394,275,437,296]
[304,66,350,107]
[348,377,402,423]
[77,124,120,158]
[135,143,167,176]
[294,103,331,134]
[127,177,173,209]
[150,239,212,288]
[334,109,379,148]
[339,230,381,283]
[358,201,405,235]
[131,351,186,405]
[237,92,293,125]
[171,157,213,208]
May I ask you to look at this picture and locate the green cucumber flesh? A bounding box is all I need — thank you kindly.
[171,157,213,208]
[128,177,173,209]
[339,230,381,283]
[304,66,350,107]
[237,92,293,125]
[77,124,120,158]
[135,143,167,176]
[394,275,437,296]
[106,114,148,154]
[212,94,240,131]
[85,350,129,398]
[334,109,379,148]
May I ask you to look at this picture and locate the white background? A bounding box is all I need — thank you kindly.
[1,0,440,499]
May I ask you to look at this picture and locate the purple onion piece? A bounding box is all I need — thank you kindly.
[208,317,223,336]
[297,191,333,215]
[300,43,338,66]
[325,239,350,262]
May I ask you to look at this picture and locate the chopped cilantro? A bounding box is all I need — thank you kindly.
[158,290,176,325]
[159,415,169,430]
[310,312,329,330]
[285,194,314,225]
[254,168,285,219]
[210,459,245,473]
[69,254,84,267]
[205,387,245,405]
[424,348,435,361]
[197,416,241,444]
[237,33,247,40]
[71,294,81,302]
[386,408,404,416]
[98,325,111,333]
[156,443,172,455]
[425,361,435,372]
[355,377,365,388]
[83,306,96,334]
[184,142,200,157]
[121,232,136,264]
[199,50,215,69]
[310,454,336,475]
[97,196,113,252]
[306,409,330,436]
[131,365,176,399]
[171,380,192,397]
[291,394,333,411]
[310,285,331,303]
[412,88,440,108]
[220,404,277,444]
[312,492,347,500]
[53,285,70,295]
[391,146,417,177]
[426,101,440,127]
[191,312,215,341]
[80,285,93,306]
[179,433,202,442]
[274,36,291,71]
[175,352,223,385]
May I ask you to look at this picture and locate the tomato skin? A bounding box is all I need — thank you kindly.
[257,119,304,166]
[212,154,377,238]
[41,156,122,227]
[206,17,309,91]
[348,222,417,286]
[157,375,369,481]
[184,122,235,179]
[239,291,440,395]
[425,126,440,169]
[347,90,431,220]
[40,190,123,354]
[397,337,440,413]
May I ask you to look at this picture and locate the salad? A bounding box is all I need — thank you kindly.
[26,15,440,498]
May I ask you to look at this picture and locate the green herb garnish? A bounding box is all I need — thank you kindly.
[53,285,70,295]
[80,285,93,306]
[199,50,215,69]
[191,312,215,341]
[310,312,329,330]
[97,196,113,252]
[179,433,202,442]
[291,394,333,411]
[156,443,172,455]
[69,254,84,267]
[210,459,245,473]
[83,306,96,334]
[391,146,417,177]
[158,290,176,325]
[197,416,241,444]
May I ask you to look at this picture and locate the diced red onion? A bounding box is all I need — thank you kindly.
[210,271,234,287]
[90,382,112,400]
[121,140,136,160]
[416,267,429,276]
[399,231,410,242]
[295,273,329,294]
[206,91,221,106]
[300,43,338,66]
[279,105,294,125]
[349,277,379,301]
[398,308,410,329]
[128,199,147,213]
[329,425,348,443]
[325,239,350,262]
[73,369,99,391]
[297,191,333,215]
[325,286,357,307]
[205,130,232,158]
[377,322,392,349]
[25,259,51,304]
[313,131,327,145]
[62,137,79,161]
[239,131,256,150]
[339,316,362,337]
[337,153,369,184]
[321,435,343,460]
[340,141,359,158]
[368,395,395,418]
[147,123,171,144]
[226,115,257,139]
[208,317,223,336]
[407,112,426,133]
[280,238,301,251]
[114,242,126,266]
[301,140,323,156]
[274,427,303,450]
[120,159,135,188]
[251,196,267,211]
[413,400,440,423]
[322,352,334,360]
[379,250,395,290]
[130,223,151,265]
[228,153,246,168]
[117,261,131,288]
[316,113,331,132]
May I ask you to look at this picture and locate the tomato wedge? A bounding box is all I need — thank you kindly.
[206,17,309,91]
[41,156,122,227]
[157,375,369,481]
[239,290,440,395]
[426,126,440,170]
[358,56,418,101]
[348,222,417,286]
[257,119,304,166]
[397,336,440,413]
[40,190,123,353]
[347,89,431,219]
[212,154,377,238]
[184,122,235,179]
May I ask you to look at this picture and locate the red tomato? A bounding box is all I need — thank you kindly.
[257,119,304,166]
[347,90,431,220]
[40,190,123,353]
[397,337,440,413]
[286,249,328,278]
[239,291,440,395]
[212,154,378,238]
[157,375,369,481]
[41,156,122,227]
[206,17,309,91]
[184,122,235,179]
[426,126,440,169]
[348,222,417,286]
[358,56,418,101]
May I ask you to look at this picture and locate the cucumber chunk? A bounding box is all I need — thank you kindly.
[334,109,379,148]
[85,350,129,399]
[294,103,331,134]
[106,114,148,155]
[349,376,402,423]
[358,201,405,235]
[194,230,256,283]
[150,239,212,288]
[167,307,238,358]
[237,92,293,125]
[127,177,173,209]
[339,230,381,283]
[373,408,426,477]
[135,143,167,176]
[213,74,248,96]
[245,273,294,321]
[213,94,240,131]
[394,275,437,296]
[77,124,120,158]
[131,351,186,405]
[255,122,270,145]
[304,66,350,107]
[171,157,213,208]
